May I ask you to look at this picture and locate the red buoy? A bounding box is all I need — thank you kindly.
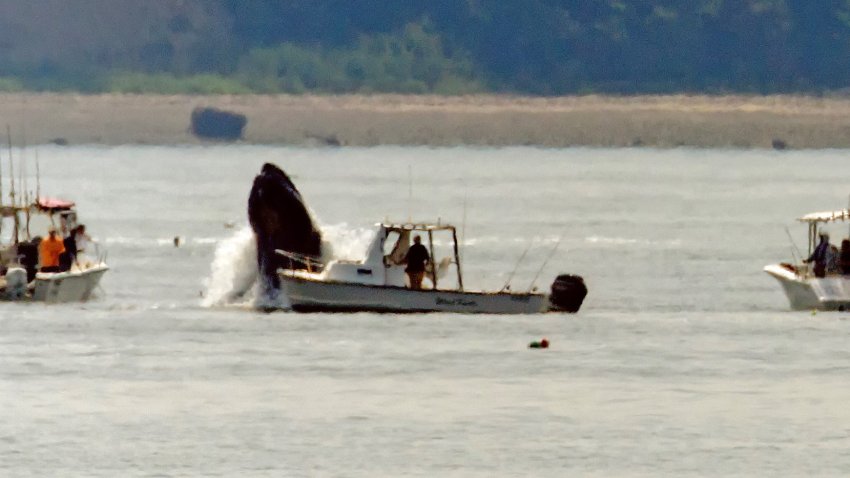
[528,338,550,349]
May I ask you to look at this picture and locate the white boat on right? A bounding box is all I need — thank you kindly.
[764,208,850,311]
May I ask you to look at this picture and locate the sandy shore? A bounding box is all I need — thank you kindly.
[0,93,848,148]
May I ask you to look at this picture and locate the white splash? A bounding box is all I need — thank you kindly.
[584,235,682,248]
[103,236,219,247]
[201,222,376,309]
[201,226,259,307]
[319,222,375,262]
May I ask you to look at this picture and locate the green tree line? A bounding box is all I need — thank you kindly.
[1,0,850,95]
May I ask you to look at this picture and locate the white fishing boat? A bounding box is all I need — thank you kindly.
[764,209,850,311]
[1,197,109,303]
[277,221,586,314]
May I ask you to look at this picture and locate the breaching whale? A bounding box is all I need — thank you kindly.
[248,163,323,301]
[244,162,587,313]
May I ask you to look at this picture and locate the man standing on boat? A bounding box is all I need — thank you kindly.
[58,227,77,272]
[805,231,831,278]
[39,227,65,273]
[59,225,88,271]
[404,235,430,290]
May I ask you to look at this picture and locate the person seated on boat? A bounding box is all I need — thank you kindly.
[804,231,831,278]
[841,239,850,275]
[404,235,430,290]
[59,226,80,272]
[39,227,65,273]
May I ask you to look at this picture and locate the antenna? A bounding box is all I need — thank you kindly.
[21,126,27,206]
[407,163,413,222]
[35,148,41,201]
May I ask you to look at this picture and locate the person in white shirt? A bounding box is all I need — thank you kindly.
[74,224,91,254]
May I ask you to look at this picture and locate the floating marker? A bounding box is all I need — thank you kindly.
[528,338,549,349]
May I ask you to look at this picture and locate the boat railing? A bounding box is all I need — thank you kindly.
[92,241,107,264]
[778,261,808,277]
[275,249,324,273]
[783,260,850,279]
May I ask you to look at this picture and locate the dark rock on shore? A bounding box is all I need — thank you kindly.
[190,107,247,141]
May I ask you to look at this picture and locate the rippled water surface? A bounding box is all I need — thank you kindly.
[3,146,850,477]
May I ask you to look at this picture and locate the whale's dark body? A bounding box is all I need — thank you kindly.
[248,163,322,299]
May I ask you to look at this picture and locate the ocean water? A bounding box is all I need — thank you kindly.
[2,145,850,476]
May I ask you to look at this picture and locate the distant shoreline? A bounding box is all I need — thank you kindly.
[1,93,849,149]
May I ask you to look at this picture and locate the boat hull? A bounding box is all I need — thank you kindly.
[764,263,850,311]
[281,274,551,314]
[30,264,109,303]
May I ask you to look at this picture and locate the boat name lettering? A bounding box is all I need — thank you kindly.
[436,297,477,307]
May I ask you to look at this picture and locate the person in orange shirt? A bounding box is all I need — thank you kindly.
[39,227,65,273]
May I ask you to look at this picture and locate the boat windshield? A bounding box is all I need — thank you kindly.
[0,215,15,244]
[26,211,60,239]
[384,229,410,264]
[374,223,463,290]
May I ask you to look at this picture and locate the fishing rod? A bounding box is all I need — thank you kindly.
[35,148,41,200]
[0,125,4,214]
[501,232,538,292]
[21,125,28,206]
[7,125,15,208]
[527,231,565,292]
[20,126,27,208]
[785,226,803,265]
[459,188,468,261]
[6,126,16,244]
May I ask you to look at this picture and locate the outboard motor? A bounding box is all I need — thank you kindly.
[4,267,27,300]
[549,274,587,313]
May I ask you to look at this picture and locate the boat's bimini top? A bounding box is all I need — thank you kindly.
[798,209,850,224]
[381,221,456,232]
[1,197,77,217]
[36,197,76,211]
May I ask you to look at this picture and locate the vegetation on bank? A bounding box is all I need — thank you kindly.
[2,1,850,95]
[234,24,483,94]
[4,22,481,95]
